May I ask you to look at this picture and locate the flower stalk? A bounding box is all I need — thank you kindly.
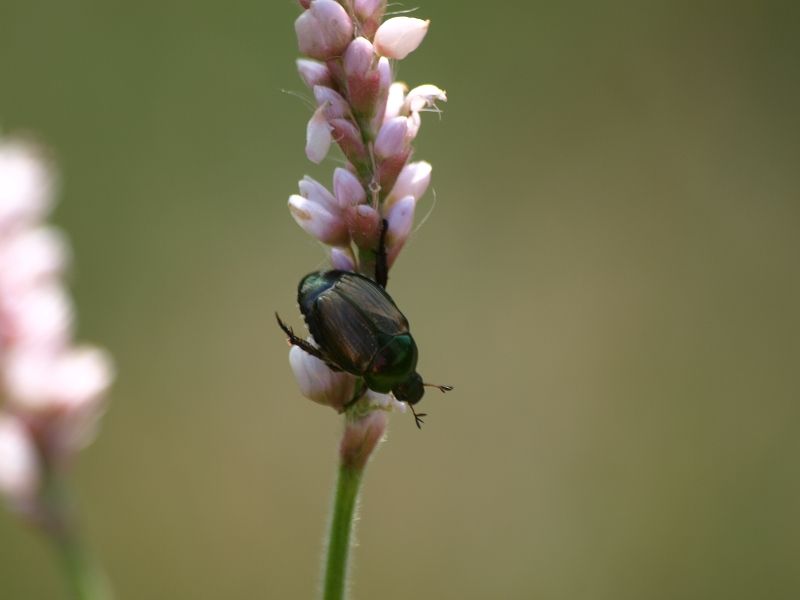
[0,138,114,600]
[285,1,446,597]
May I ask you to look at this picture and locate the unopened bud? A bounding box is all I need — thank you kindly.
[289,194,349,246]
[299,175,339,213]
[374,17,429,60]
[306,104,333,164]
[289,344,356,411]
[385,195,416,267]
[0,141,53,232]
[330,246,356,271]
[296,59,332,89]
[0,226,69,295]
[333,168,366,209]
[347,204,381,249]
[354,0,386,23]
[374,116,413,160]
[295,0,354,60]
[343,38,380,115]
[314,86,350,120]
[329,118,369,167]
[383,82,408,122]
[339,410,387,470]
[385,161,431,209]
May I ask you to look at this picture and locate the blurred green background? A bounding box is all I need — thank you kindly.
[1,1,799,598]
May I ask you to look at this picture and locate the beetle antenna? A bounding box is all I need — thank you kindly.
[408,403,427,429]
[424,383,454,393]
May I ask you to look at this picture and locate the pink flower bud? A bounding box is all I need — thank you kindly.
[339,410,387,470]
[306,104,333,164]
[298,175,339,212]
[385,195,416,267]
[289,344,356,411]
[374,116,412,160]
[329,118,369,166]
[374,17,430,60]
[333,167,366,209]
[344,38,380,115]
[330,246,356,271]
[0,414,39,507]
[0,141,53,232]
[354,0,386,22]
[383,82,407,122]
[0,227,68,295]
[404,84,447,114]
[3,346,112,418]
[3,282,73,351]
[296,58,332,89]
[313,86,350,120]
[298,0,311,8]
[343,37,374,79]
[295,0,354,60]
[385,161,431,209]
[289,194,349,246]
[371,58,393,130]
[347,204,381,249]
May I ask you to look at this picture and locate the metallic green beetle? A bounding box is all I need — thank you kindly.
[276,225,450,427]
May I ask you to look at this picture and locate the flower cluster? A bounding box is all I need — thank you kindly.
[287,0,445,411]
[0,139,113,517]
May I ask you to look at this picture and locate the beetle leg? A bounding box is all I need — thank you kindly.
[408,403,427,429]
[375,218,389,289]
[275,312,343,372]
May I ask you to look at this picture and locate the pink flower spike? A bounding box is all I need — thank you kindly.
[386,195,416,267]
[0,141,53,232]
[374,116,412,160]
[404,84,447,114]
[333,167,366,209]
[289,343,356,412]
[347,204,381,249]
[386,161,432,208]
[306,104,333,164]
[330,246,356,271]
[296,59,332,89]
[313,86,350,120]
[0,414,39,507]
[299,176,339,212]
[374,17,430,60]
[295,0,354,60]
[289,194,349,246]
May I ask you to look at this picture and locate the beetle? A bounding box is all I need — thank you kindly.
[276,221,451,428]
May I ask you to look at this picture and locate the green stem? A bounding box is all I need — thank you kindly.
[322,462,364,600]
[42,470,113,600]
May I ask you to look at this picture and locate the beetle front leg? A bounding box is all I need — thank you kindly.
[375,218,389,289]
[275,312,343,372]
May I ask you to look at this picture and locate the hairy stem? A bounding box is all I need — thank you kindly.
[322,461,364,600]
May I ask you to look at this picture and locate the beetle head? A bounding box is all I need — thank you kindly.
[391,372,424,405]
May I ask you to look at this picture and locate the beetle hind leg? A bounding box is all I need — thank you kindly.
[275,312,343,372]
